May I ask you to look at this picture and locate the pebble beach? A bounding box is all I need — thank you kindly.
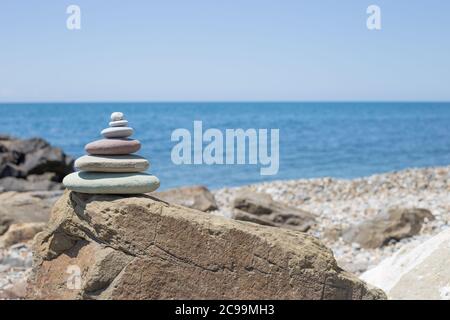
[1,165,449,298]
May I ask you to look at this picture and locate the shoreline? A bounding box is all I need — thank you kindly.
[1,164,449,298]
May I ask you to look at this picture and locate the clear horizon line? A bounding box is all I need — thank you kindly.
[1,100,450,104]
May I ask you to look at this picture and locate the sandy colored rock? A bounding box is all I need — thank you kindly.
[342,208,434,249]
[0,191,61,235]
[154,185,218,212]
[0,222,46,247]
[85,139,141,155]
[0,278,28,299]
[232,192,316,232]
[75,155,149,173]
[27,191,385,300]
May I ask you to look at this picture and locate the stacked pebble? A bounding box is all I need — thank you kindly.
[63,112,160,194]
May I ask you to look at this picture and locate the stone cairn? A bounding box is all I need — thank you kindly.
[63,112,160,194]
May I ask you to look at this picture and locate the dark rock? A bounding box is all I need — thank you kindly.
[0,135,74,191]
[342,208,435,249]
[153,185,218,212]
[233,192,316,232]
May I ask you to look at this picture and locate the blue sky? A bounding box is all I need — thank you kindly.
[0,0,449,102]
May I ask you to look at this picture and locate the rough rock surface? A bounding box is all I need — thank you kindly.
[0,191,62,235]
[233,192,316,232]
[0,136,74,191]
[342,208,434,249]
[154,185,218,212]
[27,191,385,300]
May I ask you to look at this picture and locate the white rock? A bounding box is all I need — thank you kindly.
[361,228,450,299]
[111,112,124,121]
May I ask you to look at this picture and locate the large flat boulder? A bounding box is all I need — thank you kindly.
[342,208,434,248]
[232,192,316,232]
[361,228,450,300]
[27,191,385,300]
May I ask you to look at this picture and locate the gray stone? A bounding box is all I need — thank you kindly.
[110,112,124,121]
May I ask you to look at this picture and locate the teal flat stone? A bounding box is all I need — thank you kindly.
[63,172,160,194]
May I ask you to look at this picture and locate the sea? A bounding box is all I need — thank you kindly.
[1,102,449,190]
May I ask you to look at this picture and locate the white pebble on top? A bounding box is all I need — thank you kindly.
[111,112,124,121]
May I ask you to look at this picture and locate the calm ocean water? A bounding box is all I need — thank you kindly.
[1,102,449,190]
